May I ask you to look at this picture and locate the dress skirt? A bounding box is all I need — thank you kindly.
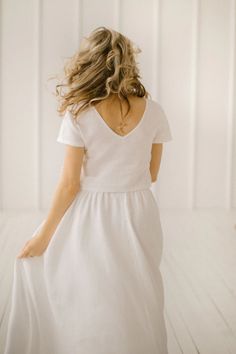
[4,187,168,354]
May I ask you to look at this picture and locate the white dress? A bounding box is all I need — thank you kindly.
[4,98,172,354]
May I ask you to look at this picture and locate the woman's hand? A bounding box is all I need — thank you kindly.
[17,233,51,259]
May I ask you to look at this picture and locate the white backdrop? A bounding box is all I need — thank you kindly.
[0,0,235,211]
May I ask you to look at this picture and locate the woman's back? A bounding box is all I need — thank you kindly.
[57,96,172,192]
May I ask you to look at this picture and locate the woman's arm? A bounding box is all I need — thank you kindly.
[17,145,85,258]
[149,143,163,183]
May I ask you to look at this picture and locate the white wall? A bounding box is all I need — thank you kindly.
[0,0,235,211]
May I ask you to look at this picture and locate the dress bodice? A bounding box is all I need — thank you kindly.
[57,98,172,192]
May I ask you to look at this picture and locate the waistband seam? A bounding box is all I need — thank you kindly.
[79,186,151,193]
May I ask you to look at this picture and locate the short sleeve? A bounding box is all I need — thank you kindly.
[56,110,85,147]
[152,103,173,143]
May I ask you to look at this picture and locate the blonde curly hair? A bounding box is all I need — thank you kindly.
[54,26,150,129]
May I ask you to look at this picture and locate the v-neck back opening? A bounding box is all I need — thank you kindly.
[92,98,149,139]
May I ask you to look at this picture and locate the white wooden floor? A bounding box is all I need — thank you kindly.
[0,209,236,354]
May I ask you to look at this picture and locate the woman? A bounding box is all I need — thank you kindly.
[4,26,172,354]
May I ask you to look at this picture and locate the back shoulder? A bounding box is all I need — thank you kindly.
[70,103,95,125]
[148,99,169,122]
[148,98,164,113]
